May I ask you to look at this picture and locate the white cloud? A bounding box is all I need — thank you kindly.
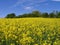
[52,0,60,1]
[24,6,32,10]
[11,0,25,8]
[10,0,47,8]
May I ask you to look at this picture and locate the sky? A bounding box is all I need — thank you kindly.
[0,0,60,18]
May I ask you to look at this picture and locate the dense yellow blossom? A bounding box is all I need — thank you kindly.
[0,18,60,45]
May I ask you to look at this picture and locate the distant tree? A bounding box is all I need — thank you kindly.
[16,15,22,18]
[5,13,16,18]
[49,12,56,18]
[56,12,60,18]
[5,10,60,18]
[26,13,33,17]
[17,11,41,18]
[42,12,49,18]
[32,11,41,17]
[18,14,28,17]
[22,13,32,17]
[17,13,32,18]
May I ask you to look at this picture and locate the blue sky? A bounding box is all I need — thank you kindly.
[0,0,60,18]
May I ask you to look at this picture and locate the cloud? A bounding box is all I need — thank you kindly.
[10,0,25,8]
[10,0,47,8]
[52,0,60,1]
[24,6,33,10]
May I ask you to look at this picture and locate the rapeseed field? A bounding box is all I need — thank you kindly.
[0,18,60,45]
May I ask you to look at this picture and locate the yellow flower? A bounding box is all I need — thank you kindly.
[34,44,38,45]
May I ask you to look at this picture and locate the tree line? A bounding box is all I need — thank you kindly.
[5,11,60,18]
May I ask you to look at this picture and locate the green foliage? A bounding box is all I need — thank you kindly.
[32,11,41,17]
[56,12,60,18]
[5,11,60,18]
[42,13,49,18]
[49,12,56,18]
[5,13,16,18]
